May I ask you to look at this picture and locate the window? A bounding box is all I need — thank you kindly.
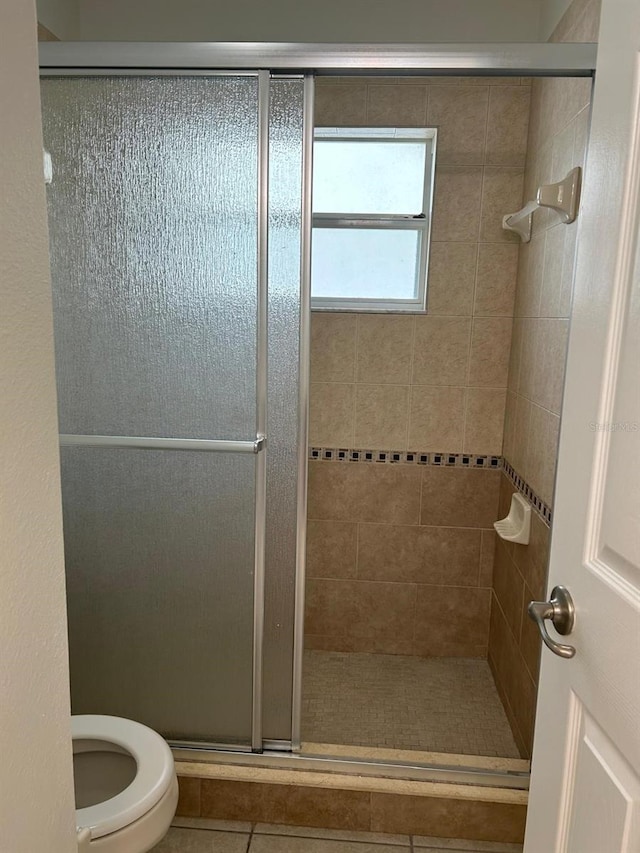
[311,127,437,313]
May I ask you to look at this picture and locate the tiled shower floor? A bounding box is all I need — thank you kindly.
[301,650,520,758]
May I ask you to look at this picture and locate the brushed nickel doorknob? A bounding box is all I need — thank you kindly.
[528,585,576,659]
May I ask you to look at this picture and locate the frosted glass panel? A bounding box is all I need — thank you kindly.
[41,77,259,439]
[61,448,255,743]
[263,79,305,739]
[312,228,420,300]
[313,140,426,214]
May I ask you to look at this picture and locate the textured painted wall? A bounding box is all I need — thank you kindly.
[0,1,76,848]
[76,0,542,42]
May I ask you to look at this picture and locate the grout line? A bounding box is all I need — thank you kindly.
[482,85,491,167]
[407,314,417,450]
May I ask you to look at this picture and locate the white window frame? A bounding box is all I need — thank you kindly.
[311,127,437,313]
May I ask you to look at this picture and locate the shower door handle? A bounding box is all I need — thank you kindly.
[528,585,576,659]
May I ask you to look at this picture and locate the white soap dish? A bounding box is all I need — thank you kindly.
[494,493,531,544]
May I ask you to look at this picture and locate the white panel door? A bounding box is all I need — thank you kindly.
[525,1,640,851]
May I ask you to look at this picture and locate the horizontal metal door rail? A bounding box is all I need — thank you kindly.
[38,42,597,76]
[59,434,266,453]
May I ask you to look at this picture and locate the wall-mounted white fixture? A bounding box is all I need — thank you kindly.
[43,149,53,184]
[494,492,531,544]
[502,166,581,243]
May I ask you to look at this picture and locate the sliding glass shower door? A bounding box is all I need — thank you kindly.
[40,73,306,747]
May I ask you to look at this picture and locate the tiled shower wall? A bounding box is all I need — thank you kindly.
[488,0,601,757]
[310,77,531,456]
[306,77,530,657]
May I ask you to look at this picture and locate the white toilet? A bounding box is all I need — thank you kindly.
[72,715,178,852]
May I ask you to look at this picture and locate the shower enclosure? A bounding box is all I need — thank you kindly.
[40,42,596,785]
[41,70,310,751]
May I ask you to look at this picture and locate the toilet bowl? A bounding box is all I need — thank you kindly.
[72,715,178,852]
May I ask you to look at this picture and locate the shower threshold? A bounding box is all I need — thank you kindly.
[170,742,530,791]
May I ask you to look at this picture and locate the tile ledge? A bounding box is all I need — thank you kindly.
[175,760,528,805]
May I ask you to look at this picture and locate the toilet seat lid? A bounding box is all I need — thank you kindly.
[72,715,175,839]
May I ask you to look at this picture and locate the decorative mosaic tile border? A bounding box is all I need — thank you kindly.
[307,447,552,525]
[308,447,502,469]
[502,459,552,526]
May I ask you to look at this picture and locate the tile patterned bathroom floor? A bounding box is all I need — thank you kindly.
[302,651,520,758]
[152,818,524,852]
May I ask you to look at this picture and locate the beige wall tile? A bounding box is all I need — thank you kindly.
[502,390,517,463]
[309,382,354,447]
[524,403,549,500]
[305,578,354,636]
[508,651,537,756]
[488,596,529,758]
[427,86,488,165]
[304,633,414,656]
[367,84,427,125]
[507,319,524,394]
[413,585,491,656]
[490,592,537,756]
[525,406,560,508]
[450,76,525,87]
[563,78,592,130]
[431,166,483,242]
[511,509,550,601]
[468,318,512,387]
[573,104,592,170]
[539,224,566,318]
[485,86,531,166]
[311,312,357,382]
[509,394,532,475]
[356,315,414,384]
[357,523,481,585]
[514,230,545,318]
[492,539,524,639]
[354,384,409,449]
[479,167,524,243]
[176,777,201,817]
[408,386,465,452]
[306,520,358,579]
[464,387,507,455]
[420,467,501,528]
[201,780,370,830]
[308,461,422,524]
[479,529,497,587]
[551,116,577,186]
[305,578,416,644]
[498,470,517,533]
[559,221,578,316]
[543,413,560,507]
[315,83,367,126]
[426,242,477,315]
[412,316,471,386]
[520,582,543,682]
[539,318,569,414]
[517,318,540,402]
[370,792,526,843]
[474,244,519,316]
